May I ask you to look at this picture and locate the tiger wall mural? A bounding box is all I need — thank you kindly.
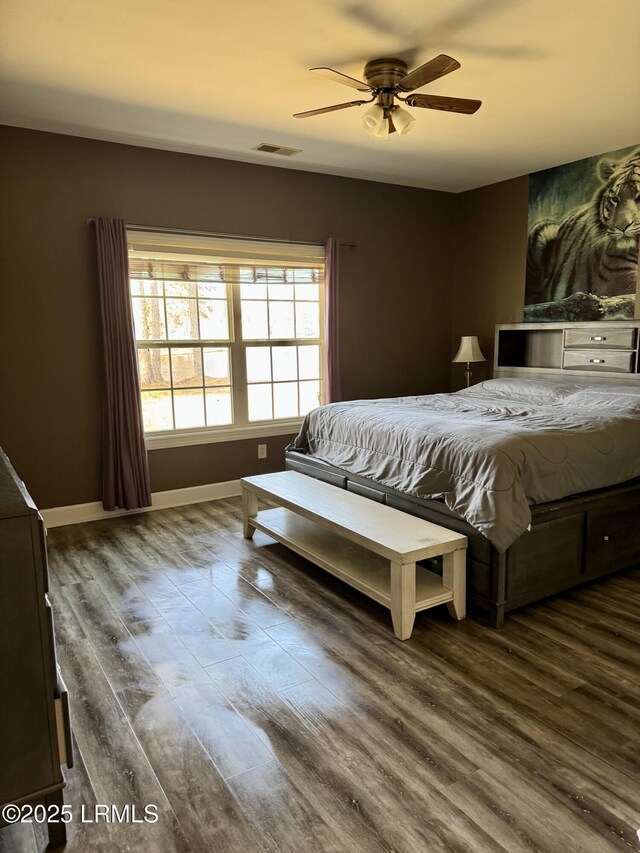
[525,144,639,322]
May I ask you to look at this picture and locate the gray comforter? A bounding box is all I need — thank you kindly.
[289,379,640,552]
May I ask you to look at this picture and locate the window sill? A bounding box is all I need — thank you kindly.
[144,419,303,450]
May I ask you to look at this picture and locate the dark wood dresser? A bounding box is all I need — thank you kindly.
[0,448,73,848]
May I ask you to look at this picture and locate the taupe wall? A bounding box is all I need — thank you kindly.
[0,126,455,508]
[450,176,529,389]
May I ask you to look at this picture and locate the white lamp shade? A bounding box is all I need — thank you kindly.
[368,117,391,139]
[360,104,385,135]
[452,335,486,363]
[392,106,416,136]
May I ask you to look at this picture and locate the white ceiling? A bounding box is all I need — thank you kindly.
[1,0,639,192]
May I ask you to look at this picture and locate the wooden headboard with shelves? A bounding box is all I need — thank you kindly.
[493,321,640,386]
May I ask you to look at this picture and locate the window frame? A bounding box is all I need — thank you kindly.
[129,247,324,449]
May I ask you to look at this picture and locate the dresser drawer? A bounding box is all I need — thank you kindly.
[54,668,73,768]
[562,349,635,373]
[36,515,50,594]
[564,328,637,349]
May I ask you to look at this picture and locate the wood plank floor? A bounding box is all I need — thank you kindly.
[2,498,640,852]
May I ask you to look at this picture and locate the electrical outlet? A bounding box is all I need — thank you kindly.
[258,443,267,459]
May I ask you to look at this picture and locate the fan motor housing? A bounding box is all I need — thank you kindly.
[363,58,408,90]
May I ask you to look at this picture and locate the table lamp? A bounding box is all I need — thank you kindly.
[453,335,486,388]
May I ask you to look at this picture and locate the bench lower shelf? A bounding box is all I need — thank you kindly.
[253,507,454,613]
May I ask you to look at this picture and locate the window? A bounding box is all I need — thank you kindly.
[127,231,324,447]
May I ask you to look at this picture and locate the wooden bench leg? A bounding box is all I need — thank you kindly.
[390,561,416,640]
[443,549,466,620]
[242,488,258,539]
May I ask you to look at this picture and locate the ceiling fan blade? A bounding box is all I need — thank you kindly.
[397,54,460,92]
[293,100,366,118]
[310,67,370,92]
[406,93,481,114]
[387,113,396,134]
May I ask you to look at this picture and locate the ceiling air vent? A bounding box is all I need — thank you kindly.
[253,143,302,157]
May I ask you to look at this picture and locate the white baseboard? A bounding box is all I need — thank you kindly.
[41,479,242,528]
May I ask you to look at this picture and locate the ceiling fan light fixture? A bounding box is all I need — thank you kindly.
[360,103,385,135]
[391,105,416,136]
[367,116,392,140]
[296,54,481,140]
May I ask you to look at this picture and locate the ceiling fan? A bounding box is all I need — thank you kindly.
[293,54,481,138]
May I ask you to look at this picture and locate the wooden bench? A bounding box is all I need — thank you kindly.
[241,471,467,640]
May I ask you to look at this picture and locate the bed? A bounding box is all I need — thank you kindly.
[286,322,640,626]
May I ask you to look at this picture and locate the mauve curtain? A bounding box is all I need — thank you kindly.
[95,218,152,511]
[322,237,342,404]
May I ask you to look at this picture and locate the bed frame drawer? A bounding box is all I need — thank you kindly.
[285,455,347,489]
[346,480,386,503]
[586,501,640,575]
[562,349,635,373]
[506,513,585,598]
[564,327,637,350]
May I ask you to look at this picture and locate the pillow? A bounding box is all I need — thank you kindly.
[456,378,579,405]
[563,383,640,397]
[563,387,640,412]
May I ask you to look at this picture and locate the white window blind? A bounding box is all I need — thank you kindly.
[127,230,325,266]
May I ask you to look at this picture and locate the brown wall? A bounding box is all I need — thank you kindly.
[0,125,456,508]
[450,176,529,389]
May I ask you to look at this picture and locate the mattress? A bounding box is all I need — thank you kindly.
[288,378,640,552]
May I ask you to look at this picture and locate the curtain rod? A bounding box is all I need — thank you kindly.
[86,220,356,249]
